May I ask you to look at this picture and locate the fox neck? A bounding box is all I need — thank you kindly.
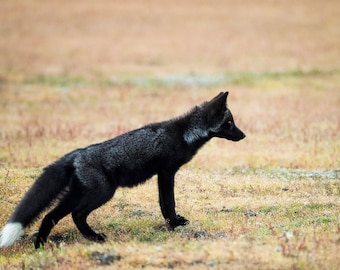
[181,106,211,148]
[183,127,210,147]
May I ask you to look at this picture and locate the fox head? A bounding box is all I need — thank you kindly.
[204,92,246,142]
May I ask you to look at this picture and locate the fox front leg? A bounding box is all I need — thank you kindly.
[157,171,189,229]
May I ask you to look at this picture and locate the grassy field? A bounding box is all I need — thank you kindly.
[0,0,339,269]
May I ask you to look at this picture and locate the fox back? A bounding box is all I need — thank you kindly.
[74,92,245,187]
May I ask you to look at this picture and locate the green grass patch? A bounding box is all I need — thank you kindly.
[24,74,87,87]
[106,217,170,243]
[224,68,337,85]
[10,68,340,89]
[230,166,340,180]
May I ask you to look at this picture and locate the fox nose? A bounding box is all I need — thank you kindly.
[234,126,246,141]
[240,131,246,139]
[237,132,246,141]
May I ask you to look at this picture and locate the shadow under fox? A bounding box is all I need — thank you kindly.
[0,91,245,248]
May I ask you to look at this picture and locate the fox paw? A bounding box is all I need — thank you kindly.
[168,215,190,229]
[86,233,107,242]
[34,237,46,249]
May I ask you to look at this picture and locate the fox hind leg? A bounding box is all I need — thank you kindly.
[72,210,106,242]
[34,191,80,248]
[72,185,116,242]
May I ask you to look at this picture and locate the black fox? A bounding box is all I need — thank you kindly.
[0,91,245,248]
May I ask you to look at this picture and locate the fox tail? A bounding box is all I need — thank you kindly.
[0,156,75,247]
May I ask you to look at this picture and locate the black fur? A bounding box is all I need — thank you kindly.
[2,91,245,248]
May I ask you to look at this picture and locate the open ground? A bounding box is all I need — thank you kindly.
[0,0,339,269]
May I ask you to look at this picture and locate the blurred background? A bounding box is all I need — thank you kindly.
[0,0,339,169]
[1,0,339,76]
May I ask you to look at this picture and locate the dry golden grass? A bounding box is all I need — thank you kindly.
[0,81,339,269]
[0,0,339,269]
[0,166,339,269]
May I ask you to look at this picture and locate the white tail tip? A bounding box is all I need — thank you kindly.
[0,223,24,247]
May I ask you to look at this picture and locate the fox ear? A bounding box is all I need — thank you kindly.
[208,91,228,108]
[204,92,228,120]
